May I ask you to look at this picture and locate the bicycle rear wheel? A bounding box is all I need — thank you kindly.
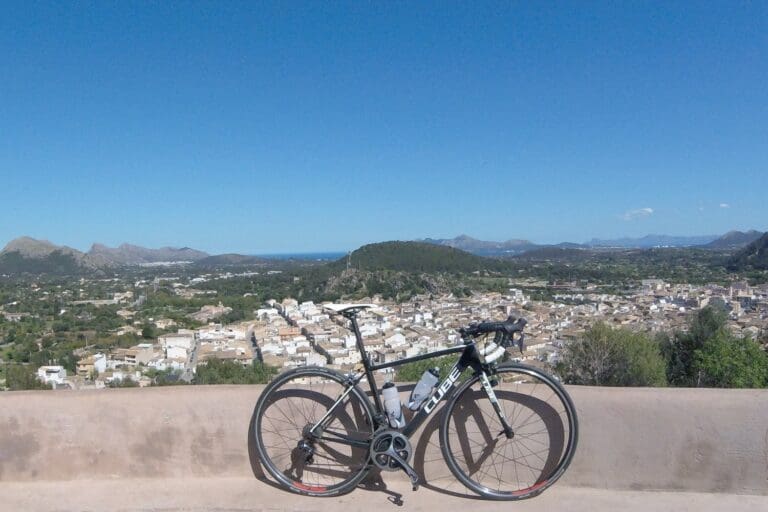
[440,363,578,500]
[253,367,375,496]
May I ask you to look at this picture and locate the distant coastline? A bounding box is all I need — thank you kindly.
[255,252,347,261]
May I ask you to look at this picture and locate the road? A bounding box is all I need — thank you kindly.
[180,335,201,382]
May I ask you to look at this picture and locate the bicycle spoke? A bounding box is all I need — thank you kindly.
[255,370,374,495]
[442,366,577,499]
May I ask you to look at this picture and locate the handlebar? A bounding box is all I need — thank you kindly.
[459,315,527,338]
[459,315,527,354]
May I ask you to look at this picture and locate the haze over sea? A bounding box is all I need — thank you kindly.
[257,252,347,261]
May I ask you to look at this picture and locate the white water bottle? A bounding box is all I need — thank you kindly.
[382,382,405,428]
[407,368,439,411]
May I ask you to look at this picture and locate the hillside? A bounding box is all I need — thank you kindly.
[0,250,88,275]
[0,237,210,274]
[727,233,768,271]
[2,236,85,260]
[330,241,505,273]
[701,230,764,250]
[0,237,94,274]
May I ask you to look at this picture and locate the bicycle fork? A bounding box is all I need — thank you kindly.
[479,372,515,439]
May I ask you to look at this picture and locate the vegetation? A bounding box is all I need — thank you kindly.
[728,233,768,271]
[194,359,278,385]
[556,323,667,386]
[145,368,187,386]
[660,306,768,388]
[108,377,139,388]
[0,250,88,276]
[557,307,768,389]
[396,355,459,382]
[3,364,52,390]
[329,241,507,273]
[2,238,767,392]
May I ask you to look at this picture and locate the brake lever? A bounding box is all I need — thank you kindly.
[516,333,526,354]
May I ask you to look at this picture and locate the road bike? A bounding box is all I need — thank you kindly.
[252,304,578,500]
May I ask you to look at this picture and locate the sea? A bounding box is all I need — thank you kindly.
[255,252,347,262]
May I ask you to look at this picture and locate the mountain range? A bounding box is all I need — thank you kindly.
[0,229,765,275]
[420,231,764,256]
[419,235,540,256]
[0,237,210,273]
[586,234,719,248]
[88,243,208,265]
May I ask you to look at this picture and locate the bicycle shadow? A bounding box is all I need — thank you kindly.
[247,403,283,491]
[247,388,370,491]
[247,385,566,505]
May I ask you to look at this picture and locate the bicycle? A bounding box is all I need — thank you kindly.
[252,304,578,500]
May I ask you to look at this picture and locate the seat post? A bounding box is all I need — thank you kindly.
[344,310,383,412]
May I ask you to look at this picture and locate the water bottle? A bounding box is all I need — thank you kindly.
[407,368,439,411]
[381,381,405,428]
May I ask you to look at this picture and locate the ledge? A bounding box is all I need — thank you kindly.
[1,385,767,500]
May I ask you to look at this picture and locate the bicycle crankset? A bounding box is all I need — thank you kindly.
[370,430,420,490]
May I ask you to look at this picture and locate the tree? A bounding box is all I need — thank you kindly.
[694,334,768,388]
[109,377,139,388]
[4,364,51,391]
[141,324,156,339]
[661,305,768,388]
[193,359,277,385]
[145,367,187,386]
[661,305,726,386]
[556,323,667,386]
[396,355,459,383]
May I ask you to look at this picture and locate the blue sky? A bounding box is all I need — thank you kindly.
[1,1,766,253]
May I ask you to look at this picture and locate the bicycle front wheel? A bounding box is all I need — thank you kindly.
[440,363,578,500]
[253,367,375,497]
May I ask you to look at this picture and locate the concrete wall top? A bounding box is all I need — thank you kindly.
[0,385,766,495]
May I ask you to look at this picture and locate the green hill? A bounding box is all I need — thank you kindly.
[0,250,87,275]
[727,233,768,271]
[330,241,505,273]
[702,230,764,250]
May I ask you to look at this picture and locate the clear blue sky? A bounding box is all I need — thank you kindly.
[1,1,766,254]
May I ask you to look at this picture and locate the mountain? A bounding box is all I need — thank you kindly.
[727,233,768,271]
[0,237,211,274]
[587,234,718,248]
[88,243,208,265]
[331,241,505,273]
[701,230,764,250]
[2,236,84,259]
[420,235,540,256]
[0,237,93,274]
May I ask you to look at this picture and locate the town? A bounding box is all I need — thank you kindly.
[7,270,766,390]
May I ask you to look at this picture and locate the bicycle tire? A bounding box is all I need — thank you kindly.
[440,363,578,500]
[253,366,375,496]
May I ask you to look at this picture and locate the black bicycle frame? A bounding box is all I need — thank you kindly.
[344,311,486,437]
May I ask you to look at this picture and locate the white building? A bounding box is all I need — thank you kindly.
[159,332,195,351]
[166,346,187,360]
[37,366,67,387]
